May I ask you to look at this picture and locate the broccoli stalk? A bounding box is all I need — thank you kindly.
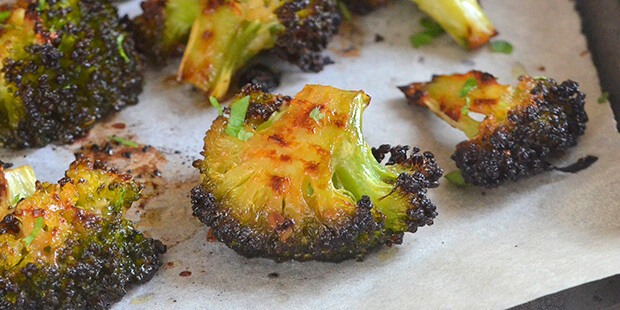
[399,71,588,188]
[0,165,36,218]
[411,0,497,49]
[192,85,442,262]
[178,1,283,99]
[0,158,165,309]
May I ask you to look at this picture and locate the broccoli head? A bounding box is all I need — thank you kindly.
[399,71,588,188]
[411,0,497,49]
[0,0,143,149]
[130,0,200,65]
[0,158,166,309]
[191,84,443,262]
[175,0,341,99]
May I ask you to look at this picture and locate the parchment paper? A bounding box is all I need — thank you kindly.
[1,0,618,308]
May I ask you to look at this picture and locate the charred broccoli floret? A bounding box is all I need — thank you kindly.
[399,71,588,188]
[0,158,166,309]
[129,0,199,65]
[411,0,497,49]
[0,0,143,149]
[191,84,443,262]
[178,0,341,99]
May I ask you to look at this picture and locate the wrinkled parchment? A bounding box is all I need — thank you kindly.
[1,0,618,308]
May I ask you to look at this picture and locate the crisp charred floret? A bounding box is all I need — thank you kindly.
[0,158,166,309]
[0,0,143,149]
[129,0,199,65]
[191,85,442,262]
[399,71,588,188]
[177,0,341,99]
[411,0,497,49]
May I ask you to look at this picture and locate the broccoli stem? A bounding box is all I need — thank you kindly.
[178,3,282,99]
[1,165,36,218]
[411,0,496,49]
[331,94,410,232]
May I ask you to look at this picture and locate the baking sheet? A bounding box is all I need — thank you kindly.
[1,0,619,308]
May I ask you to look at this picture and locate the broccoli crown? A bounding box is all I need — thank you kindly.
[175,0,340,99]
[411,0,497,49]
[192,84,442,262]
[399,71,588,188]
[0,158,166,309]
[0,0,143,149]
[130,0,199,65]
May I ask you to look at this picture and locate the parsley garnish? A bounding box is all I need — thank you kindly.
[445,170,468,186]
[461,97,471,115]
[13,194,21,205]
[117,34,129,63]
[23,217,44,246]
[0,11,11,24]
[225,96,251,139]
[460,78,478,98]
[38,0,46,11]
[109,136,138,148]
[490,40,513,54]
[309,107,324,122]
[598,92,609,104]
[337,0,352,21]
[209,96,224,116]
[410,18,445,48]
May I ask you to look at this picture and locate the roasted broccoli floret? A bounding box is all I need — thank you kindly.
[411,0,497,49]
[0,0,143,149]
[179,0,341,99]
[399,71,588,188]
[0,158,166,309]
[130,0,199,65]
[191,84,443,262]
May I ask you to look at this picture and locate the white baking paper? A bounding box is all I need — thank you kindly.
[1,0,618,308]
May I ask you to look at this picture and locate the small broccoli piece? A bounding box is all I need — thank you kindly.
[176,0,341,99]
[0,0,143,149]
[191,84,443,262]
[411,0,497,49]
[0,158,166,309]
[399,71,588,188]
[130,0,200,65]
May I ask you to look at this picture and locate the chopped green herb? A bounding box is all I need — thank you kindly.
[410,18,445,48]
[459,78,478,98]
[532,76,548,81]
[598,92,609,104]
[38,0,46,12]
[420,18,445,37]
[337,0,352,21]
[23,217,44,246]
[490,40,513,54]
[237,130,254,141]
[13,194,21,205]
[109,136,138,148]
[309,107,325,122]
[445,170,468,186]
[225,96,251,139]
[117,34,129,63]
[499,102,508,108]
[209,96,224,116]
[461,97,471,115]
[0,11,11,24]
